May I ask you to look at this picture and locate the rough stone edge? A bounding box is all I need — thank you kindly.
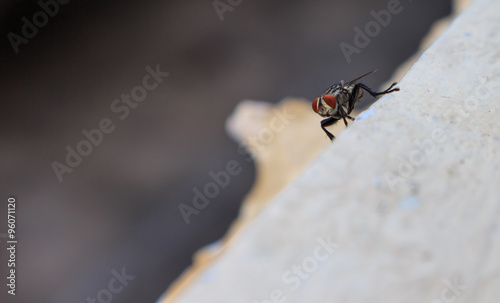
[156,1,471,302]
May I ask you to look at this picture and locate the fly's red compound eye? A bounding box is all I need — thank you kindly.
[322,95,336,108]
[312,98,320,113]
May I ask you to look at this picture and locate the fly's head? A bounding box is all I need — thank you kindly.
[312,82,349,117]
[312,94,337,117]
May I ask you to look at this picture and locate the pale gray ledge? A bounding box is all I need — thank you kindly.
[161,0,500,302]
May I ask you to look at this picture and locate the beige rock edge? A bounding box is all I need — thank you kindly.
[159,0,500,302]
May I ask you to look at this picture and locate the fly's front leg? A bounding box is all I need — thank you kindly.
[321,117,340,141]
[337,107,350,127]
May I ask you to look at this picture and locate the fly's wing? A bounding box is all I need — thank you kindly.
[323,70,377,95]
[345,69,377,86]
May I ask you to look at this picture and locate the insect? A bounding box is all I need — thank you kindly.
[312,70,399,140]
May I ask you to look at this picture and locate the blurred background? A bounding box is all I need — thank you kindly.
[0,0,451,302]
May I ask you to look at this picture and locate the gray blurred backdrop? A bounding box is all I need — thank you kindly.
[0,1,450,302]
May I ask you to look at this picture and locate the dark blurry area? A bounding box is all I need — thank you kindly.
[0,1,451,302]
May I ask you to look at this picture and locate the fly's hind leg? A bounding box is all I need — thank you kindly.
[356,82,399,97]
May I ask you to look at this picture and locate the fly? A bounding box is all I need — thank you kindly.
[312,70,399,140]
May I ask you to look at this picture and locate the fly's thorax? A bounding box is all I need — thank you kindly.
[324,84,341,95]
[334,91,350,107]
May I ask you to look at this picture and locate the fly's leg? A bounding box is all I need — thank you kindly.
[347,84,363,114]
[344,82,398,123]
[338,106,350,127]
[321,117,340,141]
[356,82,399,97]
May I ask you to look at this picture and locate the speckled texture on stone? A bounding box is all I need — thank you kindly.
[160,0,500,302]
